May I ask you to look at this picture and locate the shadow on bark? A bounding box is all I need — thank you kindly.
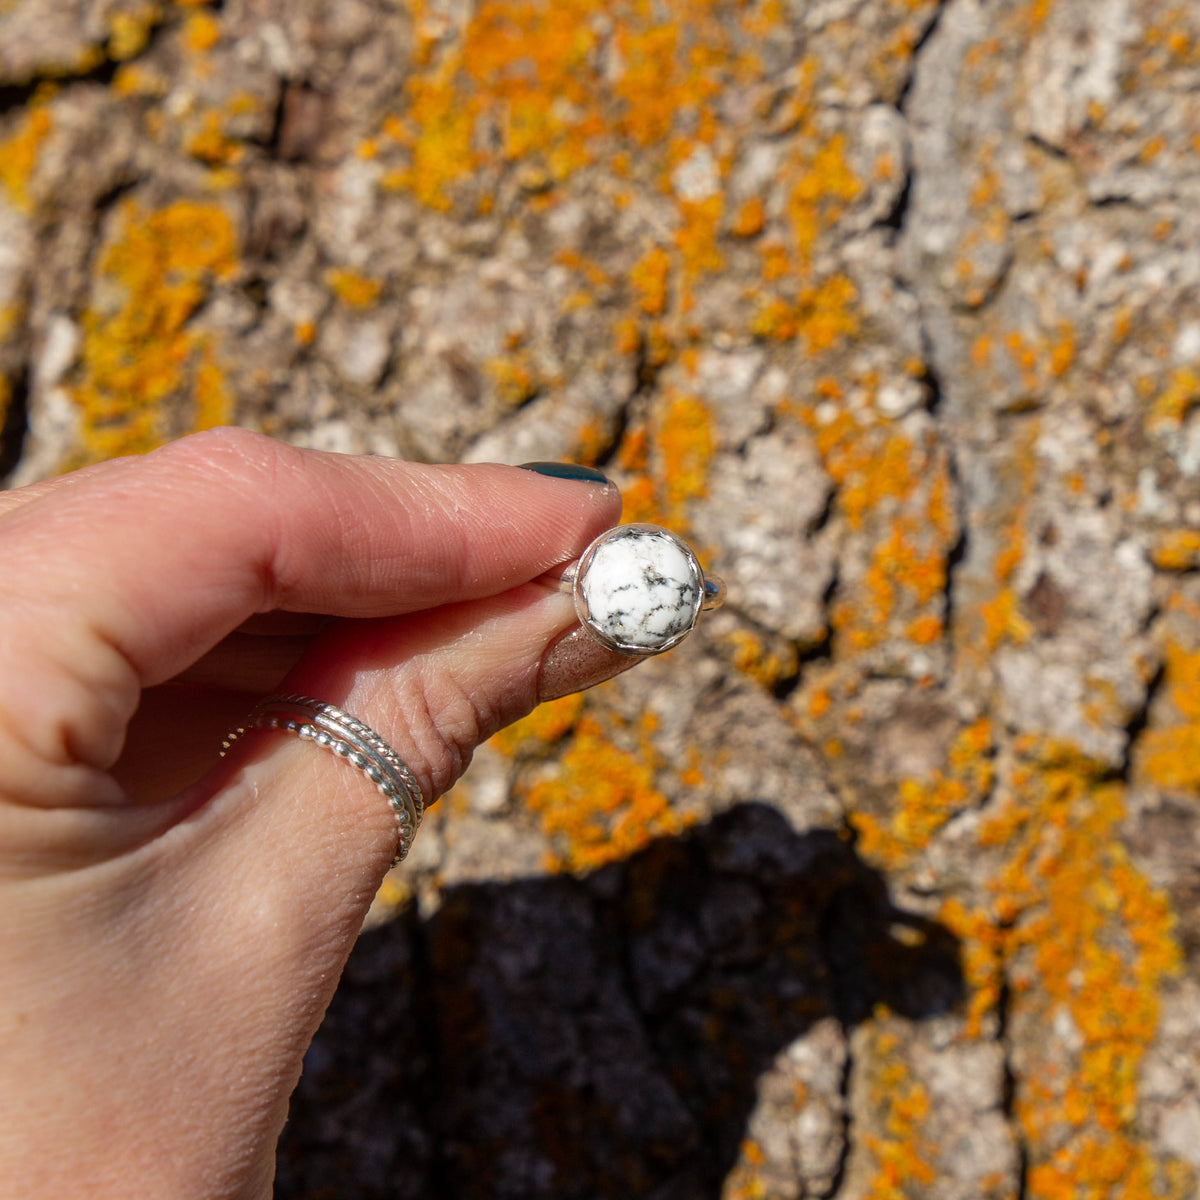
[276,802,963,1200]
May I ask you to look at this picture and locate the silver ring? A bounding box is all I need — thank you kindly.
[556,523,726,656]
[220,693,425,865]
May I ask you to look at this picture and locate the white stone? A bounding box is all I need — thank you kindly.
[578,527,700,652]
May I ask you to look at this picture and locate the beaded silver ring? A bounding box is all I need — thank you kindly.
[220,693,425,865]
[557,523,726,656]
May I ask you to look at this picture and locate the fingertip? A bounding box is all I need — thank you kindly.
[500,460,622,523]
[516,462,615,487]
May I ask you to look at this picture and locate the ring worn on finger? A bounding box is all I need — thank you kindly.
[220,695,424,865]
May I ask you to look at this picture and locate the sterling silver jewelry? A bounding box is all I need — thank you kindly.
[220,693,425,864]
[557,523,726,656]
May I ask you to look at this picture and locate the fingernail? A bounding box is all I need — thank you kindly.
[537,625,640,702]
[518,462,613,485]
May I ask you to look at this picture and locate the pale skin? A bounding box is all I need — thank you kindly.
[0,427,634,1199]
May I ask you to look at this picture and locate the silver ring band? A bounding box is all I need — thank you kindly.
[220,693,425,865]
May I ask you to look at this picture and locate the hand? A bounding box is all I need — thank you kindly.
[0,429,627,1198]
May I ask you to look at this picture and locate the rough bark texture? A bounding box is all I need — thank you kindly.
[3,1,1200,1197]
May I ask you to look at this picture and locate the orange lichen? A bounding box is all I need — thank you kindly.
[860,1023,939,1198]
[324,268,384,309]
[517,712,688,873]
[0,304,21,343]
[1020,0,1056,35]
[226,93,260,120]
[1004,330,1041,394]
[971,163,1000,209]
[380,0,871,390]
[559,289,594,314]
[372,874,414,915]
[1140,135,1167,164]
[363,0,879,489]
[1048,323,1076,378]
[795,274,860,353]
[0,106,53,214]
[385,0,744,210]
[979,587,1033,649]
[961,429,1039,658]
[730,195,765,238]
[186,110,242,166]
[724,628,799,691]
[852,718,994,872]
[554,248,610,289]
[840,525,944,652]
[1148,364,1200,429]
[813,413,915,531]
[947,741,1185,1198]
[748,294,797,341]
[758,241,792,282]
[869,517,946,604]
[615,390,714,528]
[785,132,861,267]
[1149,530,1200,572]
[733,86,865,344]
[970,318,1090,403]
[656,391,714,513]
[806,684,833,720]
[69,199,237,463]
[108,6,159,61]
[485,352,548,407]
[905,613,944,645]
[386,67,473,210]
[570,415,610,466]
[192,343,232,429]
[183,10,221,52]
[940,897,1008,1036]
[491,693,586,758]
[113,61,168,97]
[675,195,725,298]
[1137,642,1200,791]
[749,273,860,352]
[723,1137,770,1200]
[809,406,955,655]
[629,245,671,316]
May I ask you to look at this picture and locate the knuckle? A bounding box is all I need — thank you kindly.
[401,674,483,800]
[152,426,296,485]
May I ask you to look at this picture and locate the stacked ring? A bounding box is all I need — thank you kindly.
[220,694,425,865]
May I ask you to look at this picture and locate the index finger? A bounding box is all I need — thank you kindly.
[0,428,619,780]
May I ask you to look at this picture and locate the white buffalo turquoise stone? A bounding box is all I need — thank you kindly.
[577,526,702,652]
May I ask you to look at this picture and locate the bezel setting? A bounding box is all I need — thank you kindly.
[571,523,707,657]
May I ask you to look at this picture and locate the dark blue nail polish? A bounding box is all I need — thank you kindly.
[518,462,613,485]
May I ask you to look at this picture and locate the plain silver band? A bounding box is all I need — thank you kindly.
[220,693,425,865]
